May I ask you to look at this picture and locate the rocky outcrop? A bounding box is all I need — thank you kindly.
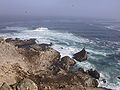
[5,38,36,48]
[0,37,60,86]
[0,37,105,90]
[87,69,100,79]
[73,48,89,62]
[75,69,98,87]
[58,56,76,72]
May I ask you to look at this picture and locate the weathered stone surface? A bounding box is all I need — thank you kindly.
[15,79,38,90]
[75,70,98,87]
[73,48,88,62]
[87,69,100,79]
[58,56,76,72]
[0,83,12,90]
[5,38,36,48]
[0,38,60,86]
[0,37,4,43]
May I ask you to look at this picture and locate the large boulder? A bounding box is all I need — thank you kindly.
[13,79,38,90]
[73,48,88,62]
[87,69,100,79]
[58,56,76,72]
[49,56,75,75]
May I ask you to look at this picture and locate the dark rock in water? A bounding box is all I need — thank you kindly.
[87,69,100,79]
[58,56,76,72]
[117,76,120,79]
[40,42,53,47]
[0,83,12,90]
[73,48,88,62]
[102,79,106,83]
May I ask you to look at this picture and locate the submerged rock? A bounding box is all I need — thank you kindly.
[87,69,100,79]
[73,48,88,62]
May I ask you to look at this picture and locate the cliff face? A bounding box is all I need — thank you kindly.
[0,37,105,90]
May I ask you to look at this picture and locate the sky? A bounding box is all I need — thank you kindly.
[0,0,120,19]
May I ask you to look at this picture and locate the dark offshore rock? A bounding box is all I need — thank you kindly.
[0,83,12,90]
[102,79,106,83]
[117,76,120,79]
[58,56,76,72]
[87,69,100,79]
[73,48,88,62]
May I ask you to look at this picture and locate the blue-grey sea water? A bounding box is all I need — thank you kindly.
[0,17,120,89]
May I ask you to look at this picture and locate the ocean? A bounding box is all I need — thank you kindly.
[0,17,120,90]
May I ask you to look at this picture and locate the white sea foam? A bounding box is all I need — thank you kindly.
[105,25,120,32]
[34,27,49,31]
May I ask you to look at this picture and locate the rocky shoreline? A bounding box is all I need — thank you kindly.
[0,37,110,90]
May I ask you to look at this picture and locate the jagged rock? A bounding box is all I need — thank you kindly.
[5,38,36,48]
[46,56,75,75]
[58,56,76,72]
[30,43,53,51]
[0,83,12,90]
[14,79,38,90]
[78,67,85,73]
[75,70,98,87]
[73,48,88,62]
[87,69,100,79]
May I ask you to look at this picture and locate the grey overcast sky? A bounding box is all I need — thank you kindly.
[0,0,120,19]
